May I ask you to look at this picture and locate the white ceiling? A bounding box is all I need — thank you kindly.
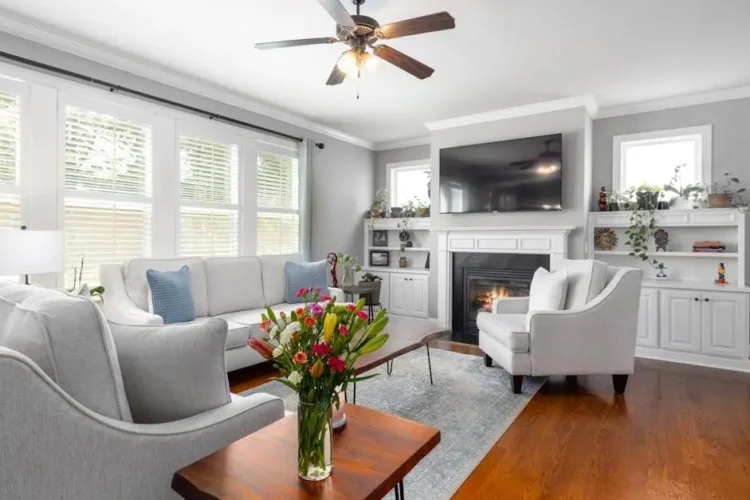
[1,0,750,145]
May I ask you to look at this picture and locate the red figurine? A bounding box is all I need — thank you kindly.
[327,252,339,287]
[598,186,608,212]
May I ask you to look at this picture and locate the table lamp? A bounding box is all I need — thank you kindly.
[0,227,64,284]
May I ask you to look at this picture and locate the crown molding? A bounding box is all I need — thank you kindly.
[597,85,750,119]
[0,8,375,150]
[373,135,431,151]
[424,95,599,132]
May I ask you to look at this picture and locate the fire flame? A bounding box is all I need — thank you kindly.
[477,286,510,311]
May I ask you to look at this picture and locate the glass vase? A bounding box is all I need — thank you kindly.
[297,400,333,481]
[342,266,355,287]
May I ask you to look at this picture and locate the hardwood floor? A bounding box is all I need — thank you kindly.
[229,341,750,499]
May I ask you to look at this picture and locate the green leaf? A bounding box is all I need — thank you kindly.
[266,307,277,324]
[346,373,380,384]
[359,333,389,355]
[366,317,388,338]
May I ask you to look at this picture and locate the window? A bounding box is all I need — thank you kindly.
[0,90,21,229]
[388,162,431,208]
[257,151,299,255]
[64,106,153,287]
[613,126,712,193]
[179,134,239,257]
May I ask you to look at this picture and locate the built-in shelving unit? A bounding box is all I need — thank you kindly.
[588,208,750,373]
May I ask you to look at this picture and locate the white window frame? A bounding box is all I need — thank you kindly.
[0,77,29,228]
[386,159,431,208]
[255,141,302,256]
[612,125,712,192]
[176,119,245,257]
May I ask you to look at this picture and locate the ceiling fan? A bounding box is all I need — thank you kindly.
[510,140,562,171]
[255,0,455,85]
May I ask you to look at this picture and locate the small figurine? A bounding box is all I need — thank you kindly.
[654,229,669,252]
[653,260,667,279]
[716,263,727,285]
[598,186,608,212]
[327,252,339,287]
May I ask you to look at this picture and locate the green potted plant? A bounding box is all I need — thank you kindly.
[663,164,705,210]
[358,272,383,305]
[370,189,389,218]
[401,199,416,218]
[413,198,430,218]
[398,242,408,268]
[708,173,746,208]
[631,183,662,210]
[624,204,665,278]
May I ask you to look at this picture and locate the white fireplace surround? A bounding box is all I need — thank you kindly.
[436,226,577,327]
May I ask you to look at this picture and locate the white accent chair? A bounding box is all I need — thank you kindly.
[477,263,643,394]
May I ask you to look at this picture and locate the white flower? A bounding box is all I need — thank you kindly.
[279,322,301,345]
[269,324,280,339]
[272,347,283,358]
[288,371,303,386]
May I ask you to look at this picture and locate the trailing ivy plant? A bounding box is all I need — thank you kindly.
[624,203,663,273]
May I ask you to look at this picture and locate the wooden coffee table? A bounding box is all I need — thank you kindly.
[351,316,449,403]
[172,404,440,500]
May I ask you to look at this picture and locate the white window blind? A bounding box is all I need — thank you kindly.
[257,151,300,255]
[179,134,239,257]
[64,106,153,287]
[0,90,21,229]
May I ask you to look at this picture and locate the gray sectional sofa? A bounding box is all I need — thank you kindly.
[101,254,344,371]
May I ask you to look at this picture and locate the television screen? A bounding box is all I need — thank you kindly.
[439,134,563,214]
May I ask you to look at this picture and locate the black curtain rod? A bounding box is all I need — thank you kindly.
[0,50,325,147]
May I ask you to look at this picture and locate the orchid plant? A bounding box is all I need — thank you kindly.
[247,287,389,480]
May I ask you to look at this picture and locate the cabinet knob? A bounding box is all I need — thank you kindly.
[704,298,709,302]
[694,297,699,302]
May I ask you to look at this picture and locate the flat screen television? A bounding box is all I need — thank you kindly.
[439,133,563,214]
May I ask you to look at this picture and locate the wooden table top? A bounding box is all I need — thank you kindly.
[172,404,441,500]
[354,315,449,374]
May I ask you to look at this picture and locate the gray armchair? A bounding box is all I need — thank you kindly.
[0,282,284,500]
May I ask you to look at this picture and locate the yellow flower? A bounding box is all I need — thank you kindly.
[310,359,324,378]
[323,313,338,344]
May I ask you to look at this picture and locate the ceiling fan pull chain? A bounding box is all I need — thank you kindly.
[356,69,360,100]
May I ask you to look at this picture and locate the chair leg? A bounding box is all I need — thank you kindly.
[511,375,523,394]
[483,354,493,367]
[613,374,629,394]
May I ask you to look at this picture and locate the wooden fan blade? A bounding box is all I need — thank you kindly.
[374,45,434,79]
[255,37,339,50]
[376,12,455,40]
[316,0,356,28]
[326,64,346,86]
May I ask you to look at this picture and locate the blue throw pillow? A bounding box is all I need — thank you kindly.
[285,260,328,304]
[146,266,195,324]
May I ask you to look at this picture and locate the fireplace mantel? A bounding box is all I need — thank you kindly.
[436,226,577,328]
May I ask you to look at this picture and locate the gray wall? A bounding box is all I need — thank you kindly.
[593,98,750,205]
[373,144,431,191]
[0,32,374,262]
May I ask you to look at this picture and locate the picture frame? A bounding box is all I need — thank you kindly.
[369,250,390,267]
[372,230,389,247]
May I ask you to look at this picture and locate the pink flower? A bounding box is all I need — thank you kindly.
[295,307,305,317]
[338,325,349,336]
[310,303,324,317]
[321,295,332,302]
[328,356,346,372]
[304,316,316,328]
[295,287,309,298]
[312,343,330,357]
[356,311,368,321]
[346,304,356,312]
[293,351,308,365]
[279,311,286,319]
[247,338,274,360]
[314,287,322,293]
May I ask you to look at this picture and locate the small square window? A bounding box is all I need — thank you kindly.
[613,126,711,194]
[388,162,431,208]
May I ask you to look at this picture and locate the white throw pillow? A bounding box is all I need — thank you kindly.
[525,267,569,330]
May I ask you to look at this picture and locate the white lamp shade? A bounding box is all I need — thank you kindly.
[0,230,65,275]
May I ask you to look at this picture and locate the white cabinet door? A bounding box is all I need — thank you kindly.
[659,290,701,353]
[409,275,430,318]
[636,289,659,347]
[701,292,747,359]
[389,275,412,316]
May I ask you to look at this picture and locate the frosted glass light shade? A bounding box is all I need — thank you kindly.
[0,230,64,275]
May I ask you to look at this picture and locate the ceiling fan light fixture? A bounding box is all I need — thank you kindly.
[336,50,360,78]
[361,51,378,72]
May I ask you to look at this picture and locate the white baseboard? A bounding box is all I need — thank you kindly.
[636,347,750,373]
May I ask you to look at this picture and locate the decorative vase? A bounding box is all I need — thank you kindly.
[297,400,333,481]
[671,197,694,210]
[342,266,355,287]
[399,256,408,268]
[332,391,347,431]
[708,193,732,208]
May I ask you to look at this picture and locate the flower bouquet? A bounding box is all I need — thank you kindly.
[247,287,390,481]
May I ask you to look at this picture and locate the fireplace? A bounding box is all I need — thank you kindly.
[452,252,549,344]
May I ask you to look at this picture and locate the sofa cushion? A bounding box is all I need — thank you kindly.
[125,257,208,317]
[476,312,530,353]
[285,260,328,304]
[217,304,300,339]
[563,259,608,310]
[260,254,302,306]
[109,318,231,423]
[146,266,195,324]
[526,267,568,329]
[224,321,252,349]
[205,256,265,316]
[0,285,133,422]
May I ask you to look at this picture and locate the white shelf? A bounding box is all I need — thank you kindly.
[366,218,431,230]
[590,208,742,228]
[361,267,430,276]
[595,251,739,258]
[641,279,750,294]
[370,247,429,252]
